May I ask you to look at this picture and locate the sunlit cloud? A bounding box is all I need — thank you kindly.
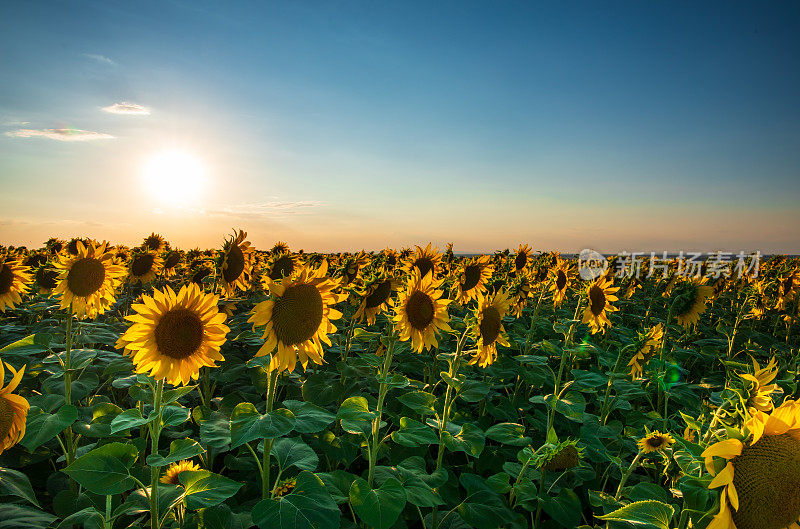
[5,128,114,142]
[84,53,115,65]
[206,200,325,219]
[102,101,150,115]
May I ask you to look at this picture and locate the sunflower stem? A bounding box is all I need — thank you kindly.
[614,450,643,500]
[523,278,551,354]
[368,334,395,487]
[533,468,547,528]
[261,369,279,500]
[150,379,165,529]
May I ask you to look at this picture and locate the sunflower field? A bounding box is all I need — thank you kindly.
[0,232,798,529]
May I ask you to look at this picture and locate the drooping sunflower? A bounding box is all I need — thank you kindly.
[749,279,770,318]
[249,261,345,373]
[468,289,511,368]
[354,275,399,325]
[129,251,164,285]
[454,255,494,305]
[739,357,780,413]
[776,269,800,310]
[514,244,533,274]
[53,241,126,319]
[637,431,675,453]
[116,283,230,386]
[162,250,183,278]
[581,276,619,334]
[141,232,167,253]
[161,460,201,485]
[671,278,714,329]
[538,439,583,471]
[265,252,298,283]
[339,252,370,286]
[702,400,800,529]
[627,323,665,379]
[549,258,571,307]
[219,229,254,296]
[0,360,29,456]
[402,243,442,280]
[0,257,32,312]
[393,269,452,353]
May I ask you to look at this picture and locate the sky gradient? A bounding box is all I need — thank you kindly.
[2,1,799,253]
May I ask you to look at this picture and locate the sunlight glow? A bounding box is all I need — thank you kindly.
[141,150,206,207]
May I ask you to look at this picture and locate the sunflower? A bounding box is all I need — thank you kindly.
[0,360,28,456]
[624,277,642,299]
[249,261,345,373]
[627,323,665,379]
[162,251,183,278]
[354,275,399,325]
[45,238,64,256]
[219,230,254,296]
[35,265,59,295]
[265,252,297,282]
[637,431,675,453]
[393,269,452,353]
[129,251,164,285]
[454,255,494,305]
[273,478,297,497]
[468,289,511,368]
[581,276,619,334]
[270,241,290,255]
[66,237,91,256]
[116,283,230,386]
[672,278,714,329]
[539,439,583,471]
[776,269,800,310]
[508,271,534,318]
[53,241,126,319]
[0,257,32,312]
[402,243,442,280]
[514,244,533,274]
[739,357,779,413]
[702,400,800,529]
[340,252,370,286]
[160,460,201,485]
[549,258,571,306]
[141,232,167,253]
[382,248,398,271]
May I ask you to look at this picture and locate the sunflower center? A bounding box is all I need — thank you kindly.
[223,244,245,282]
[67,258,106,296]
[515,252,527,271]
[0,396,14,440]
[145,237,162,251]
[646,436,666,449]
[269,256,294,281]
[556,270,567,291]
[0,265,13,295]
[154,309,204,359]
[462,265,482,292]
[406,290,434,331]
[480,306,502,345]
[544,445,579,471]
[164,252,180,269]
[36,267,58,290]
[589,285,606,316]
[272,283,324,346]
[365,280,392,309]
[414,258,434,278]
[731,432,800,529]
[131,254,155,277]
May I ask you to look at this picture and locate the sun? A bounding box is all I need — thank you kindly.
[142,150,206,206]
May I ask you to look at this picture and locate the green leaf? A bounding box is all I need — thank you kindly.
[63,442,138,495]
[596,500,676,529]
[159,405,192,428]
[199,411,231,450]
[252,471,340,529]
[0,504,57,529]
[271,437,319,472]
[0,467,40,507]
[484,423,531,446]
[0,334,51,358]
[55,507,104,529]
[180,470,244,510]
[458,380,490,402]
[337,396,375,437]
[187,504,244,529]
[146,438,205,467]
[109,408,151,434]
[230,403,296,448]
[349,477,406,529]
[541,488,582,528]
[20,405,78,451]
[391,417,439,447]
[397,391,437,416]
[442,423,485,457]
[283,400,336,433]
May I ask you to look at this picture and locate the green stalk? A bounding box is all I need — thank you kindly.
[149,379,165,529]
[614,450,643,500]
[524,278,552,353]
[261,370,279,499]
[368,336,395,487]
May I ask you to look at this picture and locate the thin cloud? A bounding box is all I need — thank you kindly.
[5,128,114,142]
[102,101,150,115]
[3,120,30,126]
[84,53,115,65]
[206,201,324,219]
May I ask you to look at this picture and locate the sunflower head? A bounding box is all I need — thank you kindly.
[141,232,167,253]
[160,460,201,485]
[219,229,254,295]
[249,260,346,373]
[581,276,619,334]
[627,323,664,379]
[129,251,164,285]
[738,357,779,413]
[35,265,59,295]
[0,257,32,312]
[117,283,230,385]
[402,243,442,280]
[45,238,64,256]
[514,244,533,272]
[355,274,399,325]
[468,289,511,368]
[393,269,452,353]
[0,360,29,456]
[454,255,494,305]
[273,478,297,497]
[537,439,583,471]
[54,241,126,319]
[162,250,183,277]
[270,241,290,255]
[671,278,713,329]
[266,252,297,282]
[549,258,572,306]
[637,430,675,453]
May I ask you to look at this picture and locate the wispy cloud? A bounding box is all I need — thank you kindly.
[102,102,150,115]
[3,120,30,126]
[84,53,115,66]
[5,128,114,142]
[206,201,324,219]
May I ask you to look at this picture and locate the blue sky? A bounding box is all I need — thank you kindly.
[2,1,799,253]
